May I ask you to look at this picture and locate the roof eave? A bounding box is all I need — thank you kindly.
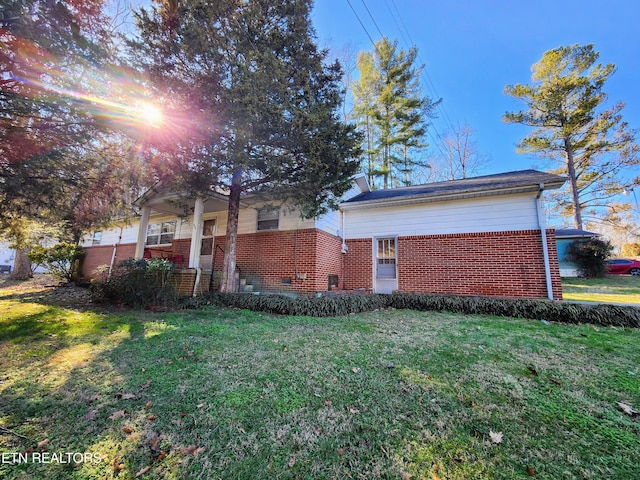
[339,181,565,211]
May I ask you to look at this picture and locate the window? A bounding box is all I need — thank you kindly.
[92,231,102,246]
[257,207,279,231]
[146,221,176,246]
[376,238,397,279]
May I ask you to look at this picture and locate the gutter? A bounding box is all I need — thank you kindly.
[340,183,566,211]
[536,184,554,300]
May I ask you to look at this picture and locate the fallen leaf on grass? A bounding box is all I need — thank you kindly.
[115,392,136,400]
[288,455,296,468]
[122,427,133,434]
[113,458,124,470]
[617,402,638,416]
[156,451,167,462]
[347,406,360,414]
[37,439,49,449]
[145,401,152,409]
[181,445,196,455]
[401,472,413,479]
[109,410,126,420]
[135,466,150,477]
[527,366,539,376]
[180,445,205,456]
[336,448,345,456]
[147,415,157,421]
[549,377,562,386]
[85,410,98,421]
[351,367,361,374]
[150,437,160,452]
[526,465,536,476]
[171,420,182,427]
[489,430,503,444]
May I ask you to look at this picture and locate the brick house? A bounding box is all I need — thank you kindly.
[80,169,565,299]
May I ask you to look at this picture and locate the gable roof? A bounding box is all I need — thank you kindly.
[340,169,566,210]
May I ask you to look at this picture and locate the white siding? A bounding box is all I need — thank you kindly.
[315,209,341,236]
[344,193,539,239]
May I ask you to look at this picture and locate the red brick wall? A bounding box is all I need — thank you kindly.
[344,230,562,300]
[315,230,344,290]
[343,238,373,291]
[215,228,342,292]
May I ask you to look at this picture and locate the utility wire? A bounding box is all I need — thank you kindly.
[386,0,456,132]
[360,0,384,39]
[345,0,376,48]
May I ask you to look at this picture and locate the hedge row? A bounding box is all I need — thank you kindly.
[183,292,640,328]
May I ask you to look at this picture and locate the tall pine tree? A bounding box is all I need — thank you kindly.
[351,37,438,189]
[504,44,640,230]
[131,0,361,292]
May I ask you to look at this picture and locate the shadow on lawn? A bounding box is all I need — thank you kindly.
[0,297,174,479]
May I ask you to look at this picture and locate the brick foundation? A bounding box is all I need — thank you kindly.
[214,228,343,292]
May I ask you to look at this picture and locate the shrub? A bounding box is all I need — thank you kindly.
[566,237,614,278]
[90,258,177,308]
[27,242,85,281]
[185,292,640,328]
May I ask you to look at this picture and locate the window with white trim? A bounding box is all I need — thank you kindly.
[92,231,102,246]
[257,207,279,231]
[376,237,397,279]
[146,221,176,246]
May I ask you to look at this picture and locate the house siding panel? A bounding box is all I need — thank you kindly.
[344,194,539,239]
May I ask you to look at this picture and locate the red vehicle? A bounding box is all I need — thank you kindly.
[606,259,640,276]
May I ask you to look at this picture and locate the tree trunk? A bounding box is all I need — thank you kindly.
[564,137,583,229]
[8,247,33,280]
[220,179,241,292]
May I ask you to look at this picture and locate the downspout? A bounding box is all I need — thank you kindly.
[536,184,554,300]
[108,226,124,279]
[193,268,202,297]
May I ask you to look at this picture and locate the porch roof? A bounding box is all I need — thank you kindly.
[135,184,247,216]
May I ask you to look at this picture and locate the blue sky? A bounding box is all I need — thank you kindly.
[310,0,640,175]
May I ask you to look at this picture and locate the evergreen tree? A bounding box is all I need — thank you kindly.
[131,0,361,292]
[351,37,438,189]
[504,44,640,230]
[0,0,145,278]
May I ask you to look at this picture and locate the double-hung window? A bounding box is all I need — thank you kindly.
[146,221,176,246]
[257,208,279,231]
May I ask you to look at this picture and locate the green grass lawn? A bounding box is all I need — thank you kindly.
[562,275,640,304]
[1,282,639,479]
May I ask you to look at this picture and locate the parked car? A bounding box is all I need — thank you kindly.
[0,265,11,274]
[606,259,640,276]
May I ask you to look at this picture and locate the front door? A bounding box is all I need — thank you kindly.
[374,237,398,294]
[199,219,216,270]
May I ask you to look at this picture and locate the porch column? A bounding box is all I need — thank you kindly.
[188,197,205,268]
[134,206,151,260]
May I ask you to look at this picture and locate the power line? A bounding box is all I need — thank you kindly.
[360,0,384,39]
[345,0,376,48]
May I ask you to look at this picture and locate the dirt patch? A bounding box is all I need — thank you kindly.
[0,274,93,309]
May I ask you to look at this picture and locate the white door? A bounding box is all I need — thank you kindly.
[199,219,216,270]
[374,237,398,294]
